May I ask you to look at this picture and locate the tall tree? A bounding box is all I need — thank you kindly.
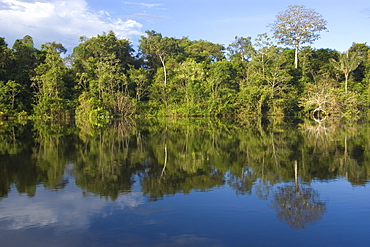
[348,43,369,83]
[270,5,327,69]
[11,35,42,111]
[227,36,254,62]
[172,58,206,115]
[206,60,238,116]
[0,38,19,115]
[139,30,179,86]
[32,42,68,118]
[183,39,225,63]
[0,38,13,82]
[330,50,362,93]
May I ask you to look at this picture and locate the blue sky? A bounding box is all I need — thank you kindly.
[1,0,369,53]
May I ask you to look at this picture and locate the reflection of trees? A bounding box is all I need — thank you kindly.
[270,161,326,228]
[271,185,326,228]
[232,118,298,194]
[299,118,370,184]
[33,120,77,190]
[139,119,229,200]
[0,121,39,198]
[0,121,28,155]
[299,118,335,149]
[335,132,370,186]
[1,116,370,202]
[142,170,225,201]
[74,120,144,200]
[228,168,254,195]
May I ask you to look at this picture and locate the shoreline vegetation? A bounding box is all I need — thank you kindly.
[1,5,369,124]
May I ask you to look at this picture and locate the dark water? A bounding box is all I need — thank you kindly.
[0,118,370,247]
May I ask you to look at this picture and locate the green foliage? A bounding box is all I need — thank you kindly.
[206,60,238,116]
[139,30,180,86]
[228,36,254,62]
[73,31,136,118]
[11,35,43,112]
[330,50,362,93]
[169,58,207,115]
[0,37,13,82]
[0,80,22,115]
[335,90,362,119]
[75,92,112,126]
[1,29,370,119]
[237,85,269,116]
[128,66,151,102]
[298,47,339,85]
[32,42,69,118]
[238,35,295,116]
[181,38,225,63]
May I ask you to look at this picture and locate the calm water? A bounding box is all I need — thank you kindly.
[0,118,370,247]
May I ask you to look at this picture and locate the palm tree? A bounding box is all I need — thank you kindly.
[330,50,361,93]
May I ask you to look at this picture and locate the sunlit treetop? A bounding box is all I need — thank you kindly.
[270,5,327,46]
[269,5,328,68]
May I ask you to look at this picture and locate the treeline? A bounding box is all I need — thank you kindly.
[1,31,370,122]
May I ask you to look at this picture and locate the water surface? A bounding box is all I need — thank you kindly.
[0,118,369,246]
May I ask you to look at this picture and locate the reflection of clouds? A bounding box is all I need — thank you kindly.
[0,182,145,231]
[115,192,145,209]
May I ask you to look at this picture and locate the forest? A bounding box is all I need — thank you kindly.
[1,6,370,124]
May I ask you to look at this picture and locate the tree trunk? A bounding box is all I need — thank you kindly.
[294,45,299,69]
[345,72,349,93]
[159,55,167,86]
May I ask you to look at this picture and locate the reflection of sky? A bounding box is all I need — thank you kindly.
[0,177,145,232]
[1,175,370,246]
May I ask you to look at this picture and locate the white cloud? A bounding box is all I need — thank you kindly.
[123,1,161,8]
[123,13,166,20]
[0,0,144,51]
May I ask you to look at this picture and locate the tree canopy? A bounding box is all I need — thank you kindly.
[270,5,328,68]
